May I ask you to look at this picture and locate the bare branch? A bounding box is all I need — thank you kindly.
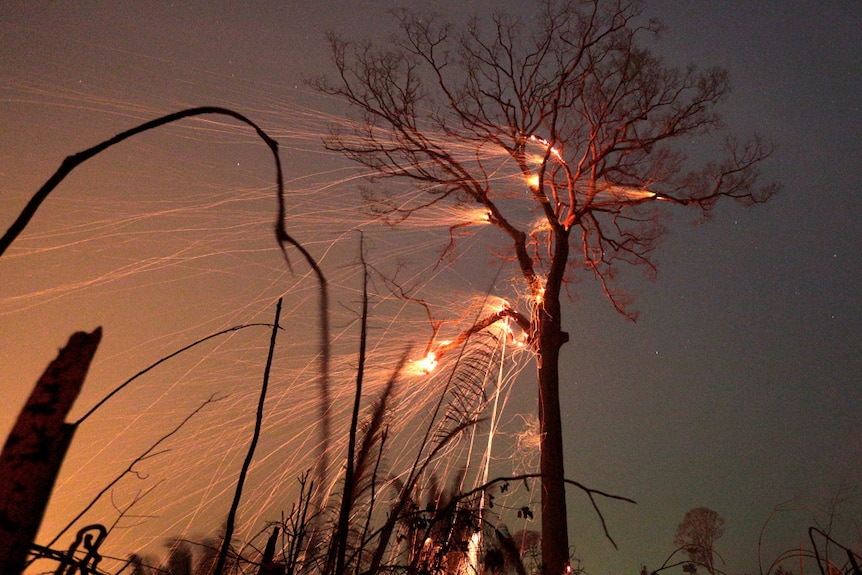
[47,395,223,550]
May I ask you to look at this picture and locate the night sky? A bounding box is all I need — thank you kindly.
[2,2,860,574]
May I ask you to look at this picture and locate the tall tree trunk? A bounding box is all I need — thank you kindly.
[532,220,572,575]
[537,293,570,575]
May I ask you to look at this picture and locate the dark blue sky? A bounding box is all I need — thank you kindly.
[2,2,860,574]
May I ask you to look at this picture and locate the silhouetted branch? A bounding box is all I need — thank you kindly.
[0,107,282,259]
[75,323,276,426]
[47,395,222,550]
[649,545,728,575]
[329,237,370,575]
[810,527,862,575]
[468,473,635,550]
[214,298,284,575]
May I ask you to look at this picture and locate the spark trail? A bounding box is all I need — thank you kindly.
[2,76,546,572]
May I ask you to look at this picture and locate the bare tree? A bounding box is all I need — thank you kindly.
[674,507,726,575]
[313,1,777,573]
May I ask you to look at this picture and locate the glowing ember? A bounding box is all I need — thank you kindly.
[528,134,564,161]
[466,532,481,575]
[473,209,493,223]
[410,351,438,375]
[535,287,545,304]
[603,184,657,201]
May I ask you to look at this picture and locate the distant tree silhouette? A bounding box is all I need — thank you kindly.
[674,507,726,575]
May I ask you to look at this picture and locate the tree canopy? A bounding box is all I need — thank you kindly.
[314,0,777,316]
[674,507,726,575]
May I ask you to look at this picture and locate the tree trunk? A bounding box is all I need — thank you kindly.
[0,328,102,575]
[537,296,569,575]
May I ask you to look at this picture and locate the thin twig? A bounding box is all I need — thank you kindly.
[46,395,221,549]
[214,298,284,575]
[331,235,369,575]
[75,323,276,426]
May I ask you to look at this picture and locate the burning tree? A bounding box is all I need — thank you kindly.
[313,1,778,573]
